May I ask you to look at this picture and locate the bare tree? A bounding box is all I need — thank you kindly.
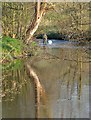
[25,0,47,44]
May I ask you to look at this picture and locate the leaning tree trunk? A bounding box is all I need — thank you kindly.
[25,0,47,44]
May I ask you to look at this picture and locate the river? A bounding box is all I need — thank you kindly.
[2,40,90,118]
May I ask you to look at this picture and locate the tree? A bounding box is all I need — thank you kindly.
[25,0,47,44]
[2,2,35,40]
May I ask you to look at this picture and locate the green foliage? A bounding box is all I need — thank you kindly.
[3,59,23,71]
[1,36,23,61]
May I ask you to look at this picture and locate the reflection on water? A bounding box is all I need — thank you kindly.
[2,41,90,118]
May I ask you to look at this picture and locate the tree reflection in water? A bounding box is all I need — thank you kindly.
[25,63,48,118]
[2,46,89,118]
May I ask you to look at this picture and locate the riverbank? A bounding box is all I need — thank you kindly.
[35,31,90,42]
[1,36,36,63]
[1,35,90,64]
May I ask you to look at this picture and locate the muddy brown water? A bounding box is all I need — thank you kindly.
[2,41,90,118]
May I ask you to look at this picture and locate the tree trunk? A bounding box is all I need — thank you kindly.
[25,1,47,44]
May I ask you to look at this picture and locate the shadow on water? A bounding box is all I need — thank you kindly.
[2,41,90,118]
[36,32,67,40]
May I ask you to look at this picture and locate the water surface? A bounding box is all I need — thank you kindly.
[2,40,90,118]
